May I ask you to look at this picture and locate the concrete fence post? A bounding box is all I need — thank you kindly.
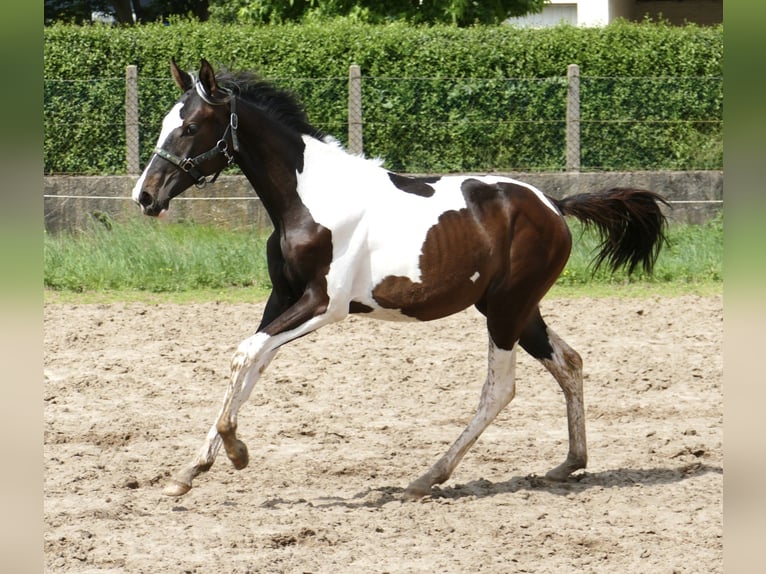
[566,63,580,172]
[348,64,363,155]
[125,65,140,174]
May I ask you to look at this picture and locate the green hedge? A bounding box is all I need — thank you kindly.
[44,19,722,174]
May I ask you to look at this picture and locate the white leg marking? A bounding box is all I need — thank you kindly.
[165,311,342,496]
[166,336,278,492]
[539,327,587,480]
[217,332,278,432]
[405,341,517,499]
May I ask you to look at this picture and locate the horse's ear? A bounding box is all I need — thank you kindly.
[170,57,193,92]
[198,58,220,97]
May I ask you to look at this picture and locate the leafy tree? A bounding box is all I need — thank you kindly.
[45,0,113,24]
[44,0,209,24]
[208,0,544,26]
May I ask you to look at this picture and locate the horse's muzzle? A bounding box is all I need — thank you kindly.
[137,191,153,209]
[137,191,168,217]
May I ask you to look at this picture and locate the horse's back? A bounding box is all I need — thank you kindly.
[340,175,566,321]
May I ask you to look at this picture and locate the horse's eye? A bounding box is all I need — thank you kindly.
[184,124,199,136]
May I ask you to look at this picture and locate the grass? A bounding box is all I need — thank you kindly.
[559,214,723,286]
[44,213,722,304]
[44,218,272,295]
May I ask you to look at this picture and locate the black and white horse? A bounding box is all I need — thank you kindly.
[132,59,668,499]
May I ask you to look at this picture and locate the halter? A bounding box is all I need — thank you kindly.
[153,77,240,187]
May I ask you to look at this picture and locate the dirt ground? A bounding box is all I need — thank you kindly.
[44,294,722,573]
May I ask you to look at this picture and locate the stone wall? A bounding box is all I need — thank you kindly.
[44,171,722,234]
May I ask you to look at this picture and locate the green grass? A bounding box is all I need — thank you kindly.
[559,212,723,286]
[44,213,722,304]
[44,218,272,295]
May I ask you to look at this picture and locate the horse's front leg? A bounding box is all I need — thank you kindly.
[216,334,279,470]
[163,285,339,497]
[161,425,222,497]
[162,337,278,496]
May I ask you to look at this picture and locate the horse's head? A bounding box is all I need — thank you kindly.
[132,58,237,216]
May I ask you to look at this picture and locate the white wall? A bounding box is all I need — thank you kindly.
[574,0,610,26]
[506,2,577,27]
[506,0,721,28]
[507,1,613,28]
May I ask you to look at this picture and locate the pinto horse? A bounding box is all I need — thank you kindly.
[132,59,668,499]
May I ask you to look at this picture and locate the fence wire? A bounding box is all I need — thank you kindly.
[44,69,722,175]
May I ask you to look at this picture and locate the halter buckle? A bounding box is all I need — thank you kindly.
[180,158,196,173]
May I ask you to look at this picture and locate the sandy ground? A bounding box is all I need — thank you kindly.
[44,294,722,573]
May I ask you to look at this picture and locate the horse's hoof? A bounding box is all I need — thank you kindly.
[228,439,249,470]
[163,479,192,497]
[545,457,585,481]
[402,489,427,502]
[545,468,569,482]
[402,479,431,501]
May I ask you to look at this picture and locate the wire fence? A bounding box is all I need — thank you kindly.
[43,65,722,175]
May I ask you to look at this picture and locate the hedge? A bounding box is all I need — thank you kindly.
[44,19,722,174]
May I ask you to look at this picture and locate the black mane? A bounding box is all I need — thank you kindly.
[215,70,325,140]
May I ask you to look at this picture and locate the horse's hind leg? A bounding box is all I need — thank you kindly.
[519,308,587,480]
[403,340,518,500]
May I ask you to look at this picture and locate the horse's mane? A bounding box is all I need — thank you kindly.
[215,70,326,140]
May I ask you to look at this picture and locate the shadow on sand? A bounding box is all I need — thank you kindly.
[259,461,722,509]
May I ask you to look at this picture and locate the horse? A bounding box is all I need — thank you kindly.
[132,58,668,500]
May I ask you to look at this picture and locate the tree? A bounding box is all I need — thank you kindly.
[44,0,209,25]
[208,0,545,26]
[45,0,113,24]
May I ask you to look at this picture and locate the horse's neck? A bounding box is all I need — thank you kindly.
[299,135,385,190]
[236,110,382,226]
[234,105,307,224]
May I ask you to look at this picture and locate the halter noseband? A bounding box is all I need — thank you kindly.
[153,78,240,187]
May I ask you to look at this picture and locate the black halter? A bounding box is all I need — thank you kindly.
[153,79,240,187]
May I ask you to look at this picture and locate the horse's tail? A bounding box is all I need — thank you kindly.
[550,188,669,275]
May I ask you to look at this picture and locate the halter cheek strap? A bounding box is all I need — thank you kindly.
[153,83,240,187]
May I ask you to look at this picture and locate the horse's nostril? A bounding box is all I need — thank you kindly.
[138,191,153,207]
